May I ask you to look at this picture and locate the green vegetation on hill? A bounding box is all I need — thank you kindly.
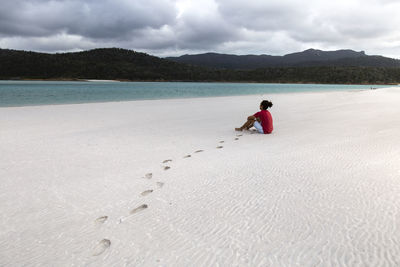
[235,67,400,84]
[0,48,400,84]
[0,48,208,81]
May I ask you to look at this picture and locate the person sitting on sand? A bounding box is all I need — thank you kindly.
[235,100,273,134]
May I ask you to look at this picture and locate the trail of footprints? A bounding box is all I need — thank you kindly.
[92,134,245,256]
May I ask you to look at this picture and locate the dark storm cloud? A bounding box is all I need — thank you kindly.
[0,0,177,39]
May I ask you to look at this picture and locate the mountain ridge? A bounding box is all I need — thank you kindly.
[167,48,400,69]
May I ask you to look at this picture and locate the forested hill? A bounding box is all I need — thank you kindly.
[0,48,210,81]
[167,49,400,69]
[1,48,400,84]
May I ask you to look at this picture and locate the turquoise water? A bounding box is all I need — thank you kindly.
[0,81,394,107]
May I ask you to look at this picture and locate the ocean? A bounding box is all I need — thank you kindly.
[0,80,394,107]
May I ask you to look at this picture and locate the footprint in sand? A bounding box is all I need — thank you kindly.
[216,146,223,149]
[95,216,108,224]
[162,159,172,163]
[236,134,243,137]
[219,141,225,143]
[234,137,239,140]
[164,166,171,170]
[141,190,153,196]
[130,204,148,214]
[183,155,191,158]
[156,182,164,188]
[194,150,204,153]
[144,173,152,179]
[92,239,111,256]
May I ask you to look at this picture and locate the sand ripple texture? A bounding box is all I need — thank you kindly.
[1,87,400,266]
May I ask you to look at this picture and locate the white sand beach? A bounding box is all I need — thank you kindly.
[1,87,400,266]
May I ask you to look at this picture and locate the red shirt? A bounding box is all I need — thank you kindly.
[254,110,273,134]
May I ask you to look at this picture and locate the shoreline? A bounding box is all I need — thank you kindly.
[2,86,396,109]
[1,78,399,86]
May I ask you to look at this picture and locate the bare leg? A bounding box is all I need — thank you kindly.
[235,117,256,131]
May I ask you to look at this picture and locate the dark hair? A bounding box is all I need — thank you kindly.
[260,100,273,110]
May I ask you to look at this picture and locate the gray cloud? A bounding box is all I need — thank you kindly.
[173,1,238,50]
[216,0,305,32]
[0,0,399,58]
[0,0,177,38]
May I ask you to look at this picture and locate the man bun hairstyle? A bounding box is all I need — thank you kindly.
[260,100,273,110]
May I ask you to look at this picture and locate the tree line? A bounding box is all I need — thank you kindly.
[1,48,400,84]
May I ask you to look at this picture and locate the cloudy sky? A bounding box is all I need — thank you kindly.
[1,0,400,58]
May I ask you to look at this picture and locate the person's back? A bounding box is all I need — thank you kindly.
[254,109,273,134]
